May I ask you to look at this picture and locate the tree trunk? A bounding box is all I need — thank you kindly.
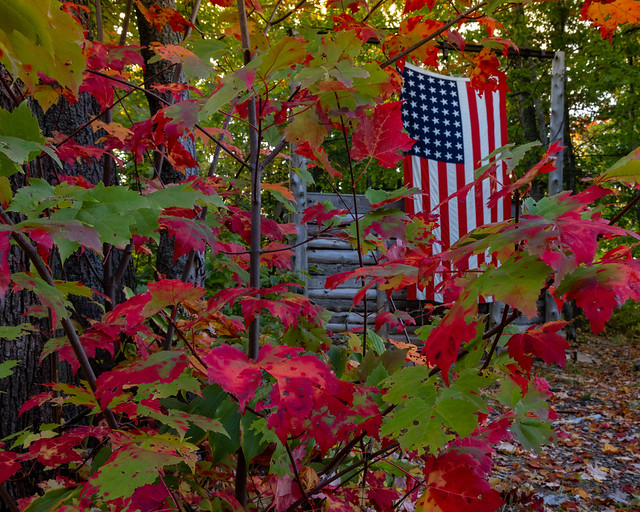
[136,0,205,284]
[0,2,133,506]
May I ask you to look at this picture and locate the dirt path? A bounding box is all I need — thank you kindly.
[495,335,640,511]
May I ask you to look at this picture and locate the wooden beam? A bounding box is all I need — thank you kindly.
[436,42,557,60]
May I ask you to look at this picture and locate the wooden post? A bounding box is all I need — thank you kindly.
[548,50,565,197]
[290,154,308,295]
[545,50,565,323]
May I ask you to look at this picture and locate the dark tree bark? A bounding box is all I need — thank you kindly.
[0,69,57,509]
[0,2,133,507]
[136,0,205,283]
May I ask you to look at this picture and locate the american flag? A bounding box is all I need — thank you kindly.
[401,63,510,301]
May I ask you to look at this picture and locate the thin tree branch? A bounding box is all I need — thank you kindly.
[285,442,400,511]
[284,442,312,508]
[379,1,488,69]
[269,0,306,27]
[263,0,283,34]
[609,192,640,227]
[483,309,519,339]
[112,242,133,287]
[94,0,104,43]
[337,111,368,355]
[0,71,21,107]
[235,0,261,504]
[259,136,288,172]
[1,214,118,430]
[54,64,179,150]
[362,0,387,22]
[119,0,134,45]
[480,303,510,373]
[185,0,202,41]
[172,0,204,83]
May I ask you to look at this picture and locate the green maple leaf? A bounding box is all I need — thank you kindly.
[0,360,18,379]
[465,253,550,318]
[91,444,183,501]
[258,36,306,79]
[510,418,555,452]
[595,147,640,186]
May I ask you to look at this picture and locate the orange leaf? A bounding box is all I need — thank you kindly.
[583,0,640,39]
[261,183,295,202]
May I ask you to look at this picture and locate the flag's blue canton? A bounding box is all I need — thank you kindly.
[401,67,464,164]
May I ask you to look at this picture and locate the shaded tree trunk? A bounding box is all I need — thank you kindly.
[136,0,205,284]
[0,2,133,506]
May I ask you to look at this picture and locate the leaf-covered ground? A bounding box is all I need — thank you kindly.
[496,333,640,511]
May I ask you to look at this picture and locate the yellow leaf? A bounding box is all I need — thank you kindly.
[0,176,12,206]
[602,442,621,454]
[0,0,85,95]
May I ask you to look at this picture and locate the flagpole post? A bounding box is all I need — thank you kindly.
[548,50,566,197]
[290,152,309,297]
[545,50,566,323]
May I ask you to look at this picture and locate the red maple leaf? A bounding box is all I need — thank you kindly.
[383,17,443,67]
[404,0,437,13]
[158,216,219,260]
[506,321,570,376]
[350,102,415,168]
[558,260,640,333]
[126,484,170,512]
[240,293,320,330]
[375,310,416,332]
[422,306,478,385]
[27,431,87,467]
[84,41,145,71]
[332,14,384,42]
[40,323,119,375]
[419,451,503,512]
[301,202,347,225]
[0,446,21,485]
[204,344,263,409]
[136,0,194,33]
[18,391,55,417]
[95,351,189,409]
[204,345,381,452]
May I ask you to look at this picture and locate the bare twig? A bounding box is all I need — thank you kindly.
[285,442,400,511]
[263,0,284,34]
[284,443,313,508]
[337,111,368,354]
[119,0,134,45]
[235,0,261,503]
[362,0,387,22]
[609,191,640,227]
[480,304,510,373]
[269,0,307,27]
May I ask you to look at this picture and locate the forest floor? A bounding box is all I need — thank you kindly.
[496,331,640,511]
